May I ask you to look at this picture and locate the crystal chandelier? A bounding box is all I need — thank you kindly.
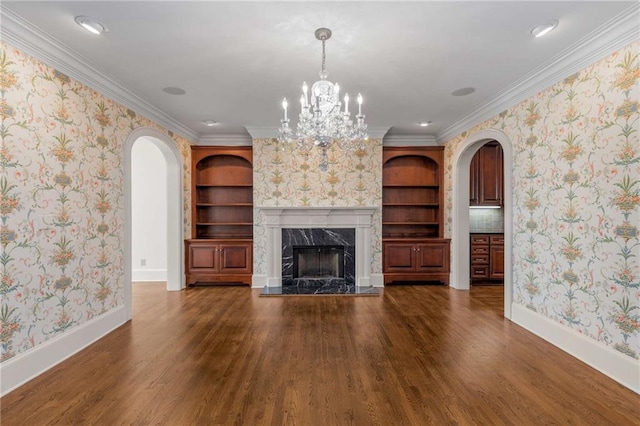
[278,28,368,171]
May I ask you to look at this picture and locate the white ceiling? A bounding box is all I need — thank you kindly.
[1,1,637,143]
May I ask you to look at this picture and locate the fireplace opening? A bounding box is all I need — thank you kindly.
[293,245,344,279]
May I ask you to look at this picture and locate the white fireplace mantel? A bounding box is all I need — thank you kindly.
[253,207,380,288]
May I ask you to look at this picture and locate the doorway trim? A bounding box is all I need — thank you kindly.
[124,127,185,320]
[450,129,513,319]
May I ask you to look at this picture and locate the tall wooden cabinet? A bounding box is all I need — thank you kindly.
[185,146,253,286]
[382,147,450,285]
[490,238,505,280]
[470,141,503,207]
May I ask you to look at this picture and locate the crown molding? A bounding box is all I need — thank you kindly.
[436,3,640,144]
[367,127,392,140]
[244,127,278,140]
[245,126,391,141]
[383,134,438,146]
[0,6,199,143]
[197,133,253,146]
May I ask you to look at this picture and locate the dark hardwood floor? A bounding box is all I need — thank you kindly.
[2,284,638,425]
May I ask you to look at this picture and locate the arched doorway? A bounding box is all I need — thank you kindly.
[450,129,513,319]
[124,128,184,320]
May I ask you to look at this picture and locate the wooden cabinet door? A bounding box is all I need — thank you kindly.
[489,244,504,279]
[189,244,219,272]
[219,243,252,274]
[478,142,503,206]
[469,153,480,205]
[415,242,450,272]
[383,243,416,272]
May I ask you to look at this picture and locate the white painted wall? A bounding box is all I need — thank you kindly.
[131,137,167,281]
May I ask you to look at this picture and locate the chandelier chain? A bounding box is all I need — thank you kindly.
[321,39,326,75]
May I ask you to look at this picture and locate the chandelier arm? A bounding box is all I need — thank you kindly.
[326,103,341,116]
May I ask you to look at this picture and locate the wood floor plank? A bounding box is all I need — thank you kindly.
[1,283,639,425]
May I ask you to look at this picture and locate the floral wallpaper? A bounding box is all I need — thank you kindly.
[252,138,383,275]
[444,41,640,359]
[2,34,636,373]
[0,43,192,362]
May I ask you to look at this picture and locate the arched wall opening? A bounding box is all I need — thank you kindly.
[450,129,513,319]
[124,128,185,320]
[131,138,167,282]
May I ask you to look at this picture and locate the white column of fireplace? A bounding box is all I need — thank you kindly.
[255,207,378,288]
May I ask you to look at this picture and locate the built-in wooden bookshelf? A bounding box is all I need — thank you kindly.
[193,152,253,239]
[382,147,450,285]
[186,146,253,286]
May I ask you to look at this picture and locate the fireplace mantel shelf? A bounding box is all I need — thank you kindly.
[258,207,378,211]
[258,206,378,227]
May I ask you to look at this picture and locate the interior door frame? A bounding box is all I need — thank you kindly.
[450,129,513,319]
[124,127,185,320]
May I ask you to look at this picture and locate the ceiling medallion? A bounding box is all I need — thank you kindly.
[277,28,368,171]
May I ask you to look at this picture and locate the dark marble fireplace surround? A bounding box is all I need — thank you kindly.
[281,228,355,293]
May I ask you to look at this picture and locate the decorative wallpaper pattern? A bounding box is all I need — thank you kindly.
[443,41,640,359]
[2,35,636,370]
[252,139,383,275]
[0,43,192,362]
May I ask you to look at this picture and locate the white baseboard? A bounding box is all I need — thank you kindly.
[132,268,167,282]
[252,274,267,289]
[370,273,385,287]
[511,304,639,394]
[0,305,128,397]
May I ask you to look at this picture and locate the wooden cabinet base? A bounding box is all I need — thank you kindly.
[471,234,503,285]
[383,239,450,285]
[185,239,252,286]
[383,273,450,285]
[185,274,252,286]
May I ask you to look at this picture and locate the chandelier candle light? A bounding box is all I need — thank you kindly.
[278,28,368,171]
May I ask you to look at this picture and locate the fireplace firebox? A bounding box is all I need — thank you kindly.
[281,228,355,287]
[293,245,345,279]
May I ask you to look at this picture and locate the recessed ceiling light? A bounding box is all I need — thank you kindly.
[74,16,107,35]
[418,121,431,127]
[202,120,218,126]
[531,20,558,38]
[162,86,186,95]
[451,87,476,97]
